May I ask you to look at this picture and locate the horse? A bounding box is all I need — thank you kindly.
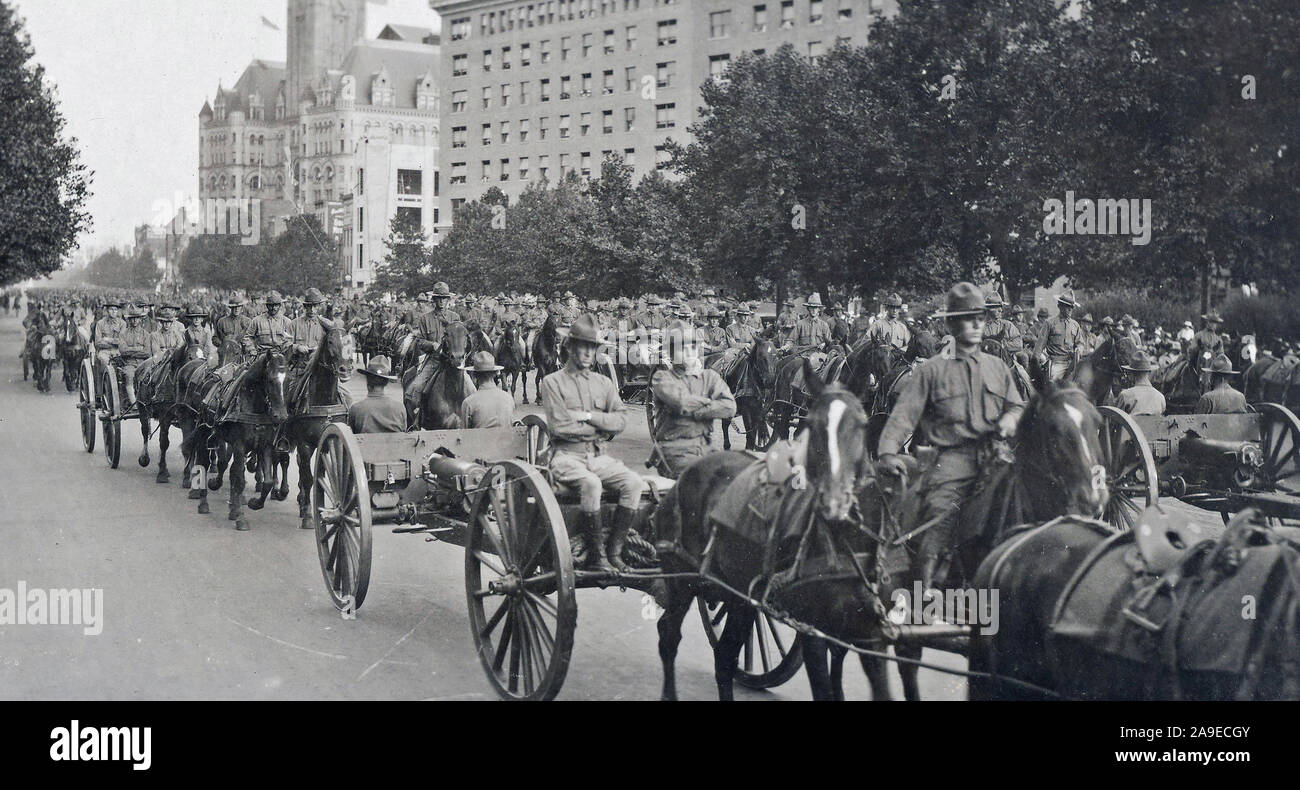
[133,334,209,484]
[1067,333,1139,404]
[284,323,354,529]
[843,338,904,408]
[827,383,1110,701]
[653,359,878,700]
[1151,352,1208,413]
[466,320,495,357]
[968,509,1300,700]
[23,316,55,393]
[704,338,778,451]
[494,322,527,402]
[763,343,848,447]
[1245,355,1300,409]
[530,314,563,404]
[59,315,88,393]
[402,321,475,430]
[184,349,289,530]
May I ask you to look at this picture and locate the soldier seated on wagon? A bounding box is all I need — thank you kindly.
[1195,354,1248,414]
[649,320,736,478]
[1116,351,1166,416]
[349,356,407,434]
[540,313,646,573]
[116,305,153,406]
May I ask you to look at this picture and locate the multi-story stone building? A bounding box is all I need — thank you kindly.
[196,1,443,292]
[430,0,894,230]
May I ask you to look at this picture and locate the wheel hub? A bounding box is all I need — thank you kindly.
[488,573,522,596]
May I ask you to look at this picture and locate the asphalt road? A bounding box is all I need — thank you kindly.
[0,313,967,701]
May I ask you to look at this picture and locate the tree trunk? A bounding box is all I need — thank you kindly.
[775,277,786,317]
[1199,262,1211,317]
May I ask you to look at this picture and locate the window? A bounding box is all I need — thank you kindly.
[541,78,551,101]
[709,10,731,38]
[561,35,571,60]
[500,120,510,143]
[538,154,549,180]
[520,118,531,142]
[603,29,615,54]
[625,65,637,91]
[540,39,551,63]
[452,126,467,148]
[655,103,676,129]
[582,33,592,57]
[482,86,492,109]
[581,73,592,97]
[602,109,614,133]
[358,207,364,233]
[839,2,853,20]
[624,106,636,131]
[655,145,670,170]
[452,54,468,76]
[580,152,592,177]
[560,75,572,98]
[521,43,531,66]
[500,158,510,181]
[810,0,823,24]
[481,160,492,182]
[539,116,549,139]
[358,167,364,195]
[624,147,636,167]
[657,19,677,46]
[656,61,675,88]
[626,24,637,50]
[501,83,511,107]
[483,49,493,71]
[502,45,512,70]
[450,16,471,41]
[452,90,467,112]
[481,123,493,145]
[397,206,422,231]
[710,54,731,82]
[559,114,571,138]
[781,1,794,28]
[808,40,825,64]
[580,111,591,135]
[559,152,570,175]
[358,244,364,269]
[397,169,423,195]
[520,80,530,104]
[602,70,614,94]
[519,156,530,180]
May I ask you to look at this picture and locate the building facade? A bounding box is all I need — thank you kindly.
[430,0,893,230]
[197,2,443,293]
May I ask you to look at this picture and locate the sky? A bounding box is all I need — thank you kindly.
[13,0,439,256]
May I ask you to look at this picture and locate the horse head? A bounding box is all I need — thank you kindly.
[321,322,354,383]
[260,351,290,421]
[441,321,471,368]
[750,338,777,388]
[800,358,870,524]
[1015,383,1107,519]
[908,330,938,362]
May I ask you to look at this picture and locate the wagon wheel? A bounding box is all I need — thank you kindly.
[520,413,550,466]
[102,371,122,469]
[78,358,96,454]
[645,389,659,436]
[697,597,804,689]
[466,459,576,701]
[759,402,792,451]
[1256,403,1300,497]
[312,423,373,612]
[1097,406,1158,530]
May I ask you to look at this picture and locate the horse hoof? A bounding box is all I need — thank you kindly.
[187,489,203,500]
[228,509,240,521]
[272,488,289,502]
[235,519,250,531]
[208,478,222,491]
[138,454,150,468]
[300,517,314,530]
[197,501,210,514]
[246,498,264,511]
[181,476,191,489]
[156,472,170,484]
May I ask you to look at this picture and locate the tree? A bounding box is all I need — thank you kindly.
[0,2,92,286]
[369,211,432,296]
[130,248,160,289]
[269,214,337,294]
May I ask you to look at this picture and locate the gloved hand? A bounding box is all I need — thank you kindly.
[876,453,908,478]
[997,411,1019,438]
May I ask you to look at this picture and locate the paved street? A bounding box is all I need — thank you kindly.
[0,313,969,701]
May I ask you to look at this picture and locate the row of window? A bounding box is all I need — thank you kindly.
[450,103,676,149]
[452,1,881,43]
[448,146,670,186]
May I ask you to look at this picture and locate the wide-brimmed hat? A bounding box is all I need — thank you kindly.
[673,305,693,318]
[1207,353,1238,375]
[461,350,504,373]
[645,294,664,306]
[1183,320,1193,328]
[125,305,146,319]
[264,290,284,305]
[1056,290,1078,308]
[303,287,325,305]
[932,282,987,319]
[805,293,825,308]
[984,291,1004,308]
[1121,351,1157,372]
[1101,316,1115,327]
[566,313,605,345]
[884,293,904,308]
[226,295,245,308]
[185,303,208,318]
[104,300,123,309]
[1079,313,1094,325]
[702,289,716,298]
[1201,311,1224,323]
[358,355,398,382]
[1009,304,1023,315]
[1036,308,1050,318]
[415,292,430,303]
[430,282,452,299]
[734,304,753,315]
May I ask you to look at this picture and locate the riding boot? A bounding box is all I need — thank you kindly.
[606,506,639,572]
[919,555,940,605]
[582,510,616,573]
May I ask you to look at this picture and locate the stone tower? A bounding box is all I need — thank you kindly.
[286,0,367,117]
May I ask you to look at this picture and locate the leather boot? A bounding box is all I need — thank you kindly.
[583,510,615,573]
[607,506,638,572]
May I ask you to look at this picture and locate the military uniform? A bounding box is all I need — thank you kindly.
[542,361,645,511]
[215,312,251,348]
[1195,386,1247,414]
[983,317,1022,353]
[348,393,408,433]
[243,313,294,354]
[1116,384,1166,416]
[649,365,736,478]
[93,313,127,370]
[1033,315,1085,382]
[290,314,328,357]
[1188,328,1224,362]
[117,322,153,404]
[405,305,462,406]
[788,315,832,348]
[459,386,515,428]
[725,321,758,348]
[869,317,911,350]
[151,321,186,354]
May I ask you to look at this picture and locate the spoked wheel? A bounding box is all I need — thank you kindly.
[520,413,550,466]
[466,459,576,701]
[1256,403,1300,495]
[78,358,96,453]
[759,402,792,450]
[1097,406,1158,530]
[697,597,804,689]
[313,423,373,612]
[103,372,122,469]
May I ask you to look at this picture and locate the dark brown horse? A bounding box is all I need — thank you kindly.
[704,337,777,451]
[833,383,1109,701]
[284,322,354,529]
[403,321,474,429]
[494,321,527,401]
[654,360,877,700]
[59,315,87,393]
[529,314,562,405]
[134,334,209,484]
[1067,334,1139,404]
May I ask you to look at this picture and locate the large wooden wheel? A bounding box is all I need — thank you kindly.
[1256,403,1300,495]
[1097,406,1158,530]
[312,423,373,612]
[645,389,659,436]
[466,459,576,701]
[102,371,122,469]
[520,413,550,466]
[78,357,96,454]
[697,597,804,689]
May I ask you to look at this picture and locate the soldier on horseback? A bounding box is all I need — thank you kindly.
[1188,311,1226,363]
[876,282,1026,591]
[289,288,332,363]
[1033,290,1085,383]
[214,296,250,363]
[982,292,1022,357]
[782,293,832,353]
[1196,353,1248,414]
[242,291,293,355]
[406,282,461,399]
[698,307,728,356]
[649,320,737,478]
[541,313,647,573]
[869,293,911,350]
[151,303,186,353]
